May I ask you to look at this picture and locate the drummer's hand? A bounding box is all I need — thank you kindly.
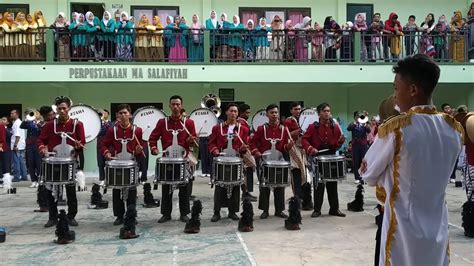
[309,147,318,156]
[151,147,158,156]
[74,140,82,149]
[254,151,262,158]
[135,145,143,155]
[187,136,196,146]
[212,149,220,157]
[360,159,368,175]
[239,144,248,152]
[286,139,295,149]
[105,152,113,160]
[338,135,345,145]
[39,148,48,157]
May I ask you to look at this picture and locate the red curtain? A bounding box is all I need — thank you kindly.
[242,11,258,26]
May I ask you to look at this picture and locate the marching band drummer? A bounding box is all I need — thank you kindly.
[209,103,250,222]
[149,95,197,223]
[301,103,346,218]
[250,104,293,219]
[38,96,86,228]
[237,104,257,201]
[97,109,114,186]
[100,104,145,226]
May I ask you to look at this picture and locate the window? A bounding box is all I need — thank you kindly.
[0,4,29,20]
[71,3,105,20]
[239,7,310,26]
[0,104,22,120]
[346,4,374,25]
[131,6,179,24]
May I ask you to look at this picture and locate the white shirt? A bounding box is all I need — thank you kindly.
[361,106,463,266]
[11,118,26,150]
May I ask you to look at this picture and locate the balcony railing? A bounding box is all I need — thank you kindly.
[0,27,471,63]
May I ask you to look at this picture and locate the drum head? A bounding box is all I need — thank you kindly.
[133,106,166,141]
[299,108,319,133]
[69,104,101,143]
[252,109,268,131]
[189,108,218,137]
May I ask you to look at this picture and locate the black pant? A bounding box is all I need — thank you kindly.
[314,181,339,212]
[258,186,285,213]
[26,144,41,182]
[199,138,212,175]
[113,188,137,218]
[37,184,49,208]
[99,40,115,59]
[352,143,369,181]
[47,183,77,221]
[292,169,302,198]
[97,148,106,181]
[78,152,84,170]
[161,184,190,216]
[214,185,240,213]
[187,177,194,197]
[325,47,338,62]
[241,167,254,193]
[138,144,149,181]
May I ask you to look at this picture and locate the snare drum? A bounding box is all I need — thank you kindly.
[105,160,139,188]
[41,157,76,184]
[316,155,346,181]
[212,156,243,185]
[155,157,188,184]
[261,160,291,187]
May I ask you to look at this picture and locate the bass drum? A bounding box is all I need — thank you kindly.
[189,108,218,138]
[251,109,268,131]
[133,106,166,141]
[299,108,319,134]
[69,104,101,143]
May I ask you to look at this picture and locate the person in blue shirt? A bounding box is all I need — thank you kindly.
[115,12,134,61]
[68,13,87,61]
[243,19,256,62]
[347,111,371,184]
[255,18,271,61]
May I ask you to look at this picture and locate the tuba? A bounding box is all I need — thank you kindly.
[24,108,37,121]
[201,93,221,117]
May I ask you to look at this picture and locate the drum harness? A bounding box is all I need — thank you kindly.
[113,124,137,202]
[258,123,286,189]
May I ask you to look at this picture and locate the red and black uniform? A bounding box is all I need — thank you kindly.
[250,123,291,215]
[237,117,254,194]
[149,116,197,218]
[0,123,7,174]
[100,123,145,220]
[208,122,249,216]
[97,120,114,181]
[302,120,344,215]
[37,118,86,222]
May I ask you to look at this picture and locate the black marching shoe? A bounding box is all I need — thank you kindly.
[180,215,189,223]
[211,212,221,222]
[328,209,346,217]
[311,211,322,218]
[157,215,171,223]
[44,219,57,228]
[228,212,239,221]
[275,211,289,218]
[113,217,124,226]
[260,211,269,219]
[68,218,78,226]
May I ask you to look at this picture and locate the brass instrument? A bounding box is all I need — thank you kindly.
[201,93,221,117]
[24,108,38,121]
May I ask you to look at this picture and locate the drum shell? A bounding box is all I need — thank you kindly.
[212,156,243,184]
[41,157,76,184]
[105,160,138,188]
[316,155,346,181]
[155,157,187,184]
[261,160,291,187]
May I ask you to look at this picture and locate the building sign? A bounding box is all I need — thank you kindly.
[69,67,188,80]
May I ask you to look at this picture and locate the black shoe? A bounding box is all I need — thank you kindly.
[44,219,57,228]
[329,210,346,217]
[180,215,189,223]
[260,211,269,219]
[302,204,314,211]
[211,213,221,222]
[275,211,288,218]
[228,212,239,221]
[311,211,321,218]
[247,193,257,202]
[189,195,196,200]
[113,217,124,226]
[68,218,78,226]
[158,215,171,223]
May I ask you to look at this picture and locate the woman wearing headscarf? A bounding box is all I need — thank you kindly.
[310,21,324,62]
[68,13,87,61]
[450,11,466,62]
[71,12,78,24]
[188,14,204,62]
[354,13,368,62]
[33,10,47,58]
[295,16,312,62]
[51,12,70,61]
[255,17,271,61]
[228,15,244,62]
[148,16,164,61]
[164,16,174,61]
[26,13,39,59]
[14,12,30,59]
[205,10,218,60]
[84,11,101,60]
[420,13,436,56]
[270,15,285,61]
[115,11,134,61]
[1,12,19,58]
[0,13,4,59]
[99,11,115,61]
[33,10,46,27]
[340,21,354,62]
[136,14,151,61]
[432,15,450,62]
[324,16,341,62]
[384,12,403,62]
[284,20,296,61]
[217,12,231,61]
[165,15,188,62]
[243,19,256,62]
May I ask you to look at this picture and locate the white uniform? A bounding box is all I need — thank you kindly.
[361,105,463,266]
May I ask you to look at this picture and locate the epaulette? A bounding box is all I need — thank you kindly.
[440,113,465,144]
[377,113,411,138]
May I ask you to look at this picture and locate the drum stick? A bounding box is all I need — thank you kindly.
[133,134,147,158]
[63,133,87,150]
[180,121,199,147]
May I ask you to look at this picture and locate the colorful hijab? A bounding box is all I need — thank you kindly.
[33,10,46,26]
[153,16,163,28]
[209,10,217,28]
[102,11,111,25]
[85,11,94,26]
[233,15,240,27]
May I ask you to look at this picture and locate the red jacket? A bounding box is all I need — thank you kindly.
[237,117,250,131]
[466,139,474,166]
[208,122,249,155]
[384,12,402,33]
[37,119,86,153]
[284,116,301,141]
[100,124,145,157]
[302,121,343,154]
[148,116,196,154]
[250,123,291,155]
[0,123,6,151]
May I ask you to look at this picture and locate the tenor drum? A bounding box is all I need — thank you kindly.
[41,157,76,184]
[261,160,291,187]
[299,108,319,133]
[316,155,346,181]
[189,108,218,138]
[105,160,139,188]
[212,156,243,185]
[155,157,188,184]
[69,104,101,143]
[251,109,268,131]
[133,106,166,141]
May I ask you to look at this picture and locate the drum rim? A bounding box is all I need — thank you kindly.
[69,103,102,143]
[263,160,291,166]
[251,108,268,131]
[213,156,243,163]
[298,107,319,130]
[42,157,76,163]
[157,157,187,162]
[316,155,345,161]
[189,107,218,137]
[105,160,137,166]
